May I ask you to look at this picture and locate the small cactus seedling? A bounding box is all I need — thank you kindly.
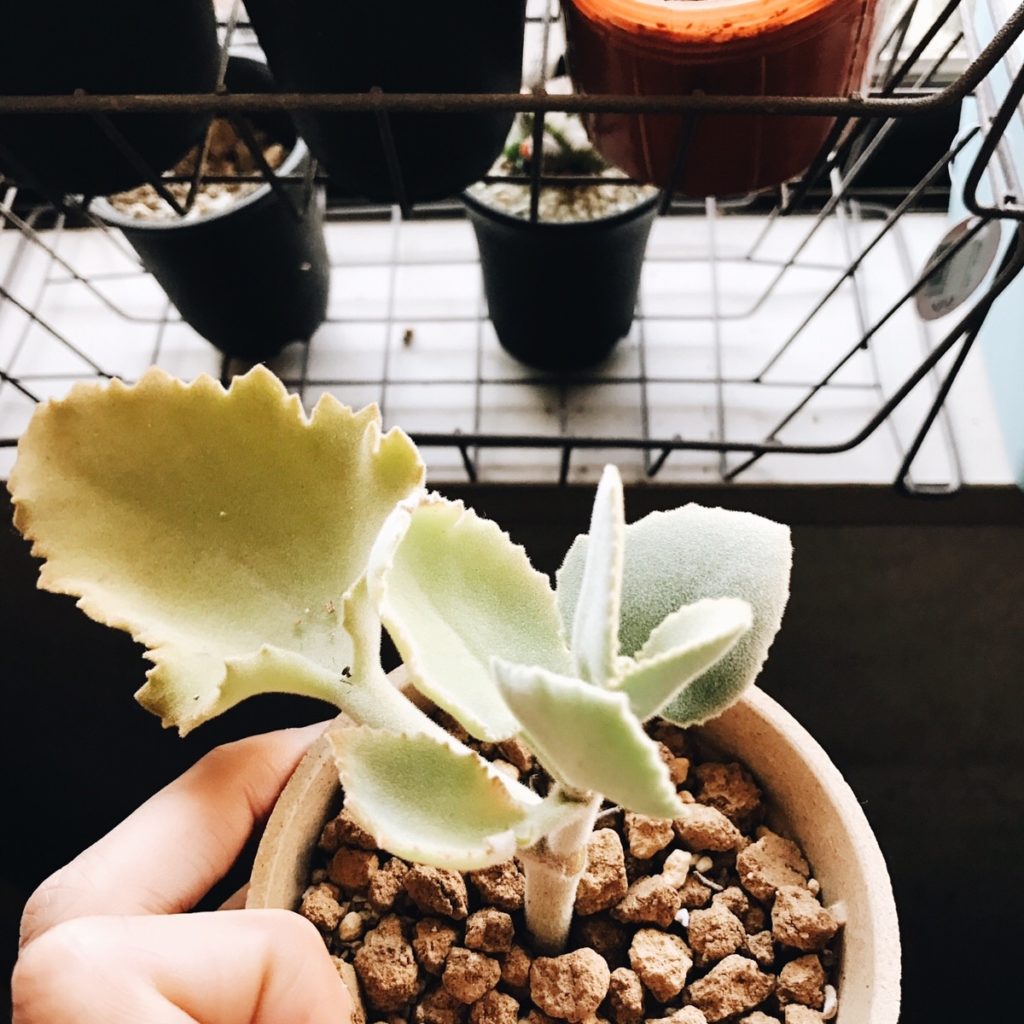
[9,366,792,953]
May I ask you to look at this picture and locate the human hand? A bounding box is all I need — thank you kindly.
[11,724,354,1024]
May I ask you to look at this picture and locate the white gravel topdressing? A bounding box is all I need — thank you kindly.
[109,118,288,223]
[467,164,658,224]
[468,98,658,224]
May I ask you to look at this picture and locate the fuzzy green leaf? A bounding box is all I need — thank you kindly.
[367,496,572,742]
[615,598,753,721]
[329,726,538,870]
[571,465,624,687]
[333,578,451,739]
[492,659,683,819]
[557,505,791,726]
[9,367,424,734]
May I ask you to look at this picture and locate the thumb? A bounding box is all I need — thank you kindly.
[13,909,354,1024]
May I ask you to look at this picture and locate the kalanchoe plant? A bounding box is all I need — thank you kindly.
[9,366,792,955]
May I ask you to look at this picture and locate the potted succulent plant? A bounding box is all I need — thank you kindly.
[242,0,528,204]
[0,0,219,198]
[562,0,881,197]
[463,100,659,372]
[91,58,329,363]
[9,367,900,1024]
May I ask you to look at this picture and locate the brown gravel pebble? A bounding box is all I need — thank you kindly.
[405,866,469,920]
[628,929,692,1003]
[574,917,631,968]
[370,858,411,912]
[606,967,645,1024]
[685,954,776,1023]
[736,832,810,903]
[744,930,775,968]
[611,876,682,928]
[712,887,750,918]
[502,944,534,990]
[782,1008,824,1024]
[677,875,713,910]
[469,861,526,912]
[687,903,747,965]
[522,1011,559,1024]
[354,915,420,1012]
[520,1007,561,1024]
[414,918,460,975]
[470,990,520,1024]
[301,882,344,931]
[673,804,744,853]
[624,814,675,860]
[321,807,379,852]
[771,888,839,952]
[647,1009,707,1024]
[444,948,502,1004]
[576,830,630,916]
[667,756,691,787]
[694,763,763,829]
[739,1014,781,1024]
[530,949,611,1022]
[416,985,467,1024]
[330,848,381,893]
[777,956,825,1009]
[465,909,515,954]
[496,737,534,773]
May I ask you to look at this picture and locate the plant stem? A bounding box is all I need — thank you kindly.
[520,791,602,955]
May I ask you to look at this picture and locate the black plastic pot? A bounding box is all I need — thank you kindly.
[0,1,219,198]
[93,59,330,364]
[462,191,658,372]
[244,0,527,204]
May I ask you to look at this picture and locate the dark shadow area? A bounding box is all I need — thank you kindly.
[3,482,1023,1020]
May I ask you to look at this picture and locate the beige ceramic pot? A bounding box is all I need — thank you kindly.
[248,670,900,1024]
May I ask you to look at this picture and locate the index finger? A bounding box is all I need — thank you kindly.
[19,721,328,948]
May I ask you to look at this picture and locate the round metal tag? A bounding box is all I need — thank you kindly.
[916,217,1002,321]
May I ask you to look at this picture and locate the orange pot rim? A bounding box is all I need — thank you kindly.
[567,0,859,45]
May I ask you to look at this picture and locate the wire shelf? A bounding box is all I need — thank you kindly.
[2,0,1023,491]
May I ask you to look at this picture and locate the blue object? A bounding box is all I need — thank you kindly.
[949,1,1024,489]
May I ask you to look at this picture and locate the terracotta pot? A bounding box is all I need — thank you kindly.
[248,669,901,1024]
[563,0,880,197]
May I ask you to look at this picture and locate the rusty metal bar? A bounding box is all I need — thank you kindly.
[0,0,1018,122]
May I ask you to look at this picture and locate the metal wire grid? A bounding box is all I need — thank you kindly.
[0,0,1023,490]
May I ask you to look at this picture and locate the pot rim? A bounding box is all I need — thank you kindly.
[461,187,659,233]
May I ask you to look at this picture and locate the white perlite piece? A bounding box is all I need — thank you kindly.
[339,911,364,941]
[663,851,693,887]
[822,985,838,1020]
